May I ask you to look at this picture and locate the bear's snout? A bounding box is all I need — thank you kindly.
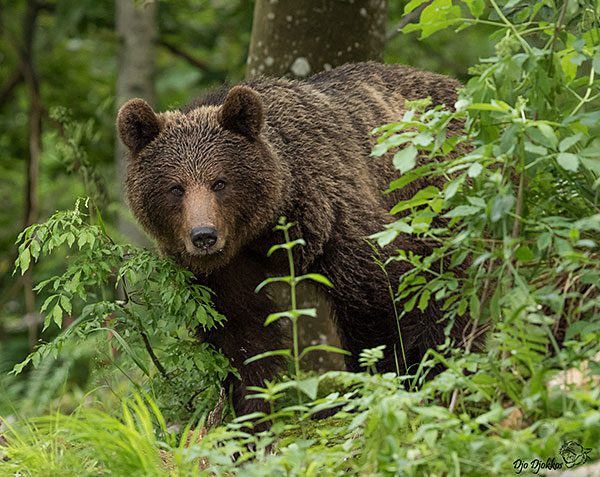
[190,226,218,250]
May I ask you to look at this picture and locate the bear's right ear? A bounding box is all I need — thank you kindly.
[218,86,264,140]
[117,99,161,155]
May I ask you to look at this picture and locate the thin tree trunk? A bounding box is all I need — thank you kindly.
[247,0,387,79]
[20,0,41,229]
[19,0,42,349]
[246,0,388,371]
[115,0,157,242]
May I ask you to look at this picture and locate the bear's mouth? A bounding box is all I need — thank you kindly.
[184,238,226,258]
[176,245,230,275]
[189,247,225,258]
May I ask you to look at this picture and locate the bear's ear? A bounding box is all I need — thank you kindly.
[117,99,161,155]
[218,86,264,140]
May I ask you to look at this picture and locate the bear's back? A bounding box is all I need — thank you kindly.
[182,63,460,212]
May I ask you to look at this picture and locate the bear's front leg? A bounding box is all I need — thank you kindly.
[207,322,287,432]
[202,254,288,432]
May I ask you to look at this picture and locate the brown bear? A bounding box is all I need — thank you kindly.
[117,62,471,426]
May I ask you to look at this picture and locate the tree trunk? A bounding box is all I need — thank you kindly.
[246,0,387,371]
[19,0,43,349]
[115,0,157,242]
[247,0,387,79]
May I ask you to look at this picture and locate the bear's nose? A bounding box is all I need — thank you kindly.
[190,226,218,250]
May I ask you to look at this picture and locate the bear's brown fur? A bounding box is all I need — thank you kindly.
[117,62,471,426]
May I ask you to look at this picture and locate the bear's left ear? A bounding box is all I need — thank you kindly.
[117,98,162,155]
[218,86,264,140]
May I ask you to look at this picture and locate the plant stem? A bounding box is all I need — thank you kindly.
[512,138,526,240]
[283,226,301,379]
[488,0,532,53]
[547,0,569,55]
[139,328,169,379]
[571,66,596,115]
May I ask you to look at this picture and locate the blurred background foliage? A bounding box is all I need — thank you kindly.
[0,0,494,417]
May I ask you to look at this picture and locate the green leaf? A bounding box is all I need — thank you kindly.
[467,196,486,208]
[413,132,433,146]
[370,229,398,247]
[296,273,334,288]
[515,245,535,262]
[404,0,461,39]
[524,141,547,156]
[244,349,291,365]
[467,101,511,112]
[93,327,150,377]
[59,295,72,314]
[299,344,351,360]
[404,0,429,14]
[565,319,600,340]
[390,186,440,215]
[386,171,421,192]
[474,404,504,425]
[490,194,515,222]
[537,123,558,148]
[559,133,583,152]
[556,152,579,172]
[404,294,418,313]
[593,50,600,75]
[30,239,41,260]
[457,298,468,316]
[443,205,481,218]
[255,276,292,293]
[418,289,431,312]
[40,295,57,313]
[537,233,552,251]
[51,303,63,328]
[464,0,484,17]
[267,239,305,257]
[467,162,483,177]
[295,377,319,400]
[392,145,418,173]
[264,309,317,326]
[444,176,465,199]
[19,248,31,274]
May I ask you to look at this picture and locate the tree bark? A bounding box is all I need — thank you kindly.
[115,0,157,242]
[247,0,387,79]
[246,0,388,371]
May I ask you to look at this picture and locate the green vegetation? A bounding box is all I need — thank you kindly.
[1,1,599,476]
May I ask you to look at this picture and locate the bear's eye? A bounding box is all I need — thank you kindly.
[212,180,226,192]
[170,185,184,197]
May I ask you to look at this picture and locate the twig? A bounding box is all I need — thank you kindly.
[158,39,210,71]
[548,0,569,56]
[139,328,169,379]
[118,279,170,380]
[511,162,525,239]
[386,1,433,41]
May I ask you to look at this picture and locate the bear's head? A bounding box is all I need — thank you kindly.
[117,86,287,274]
